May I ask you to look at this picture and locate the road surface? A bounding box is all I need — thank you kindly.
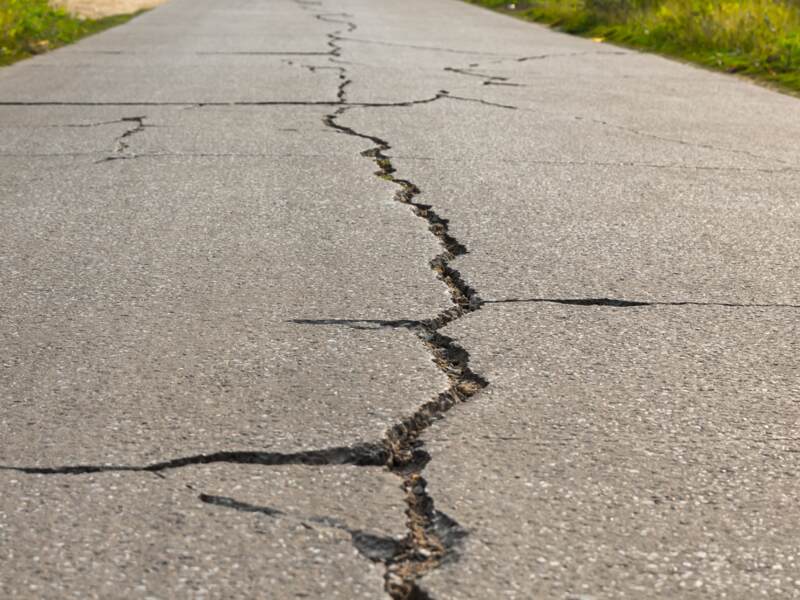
[1,0,799,598]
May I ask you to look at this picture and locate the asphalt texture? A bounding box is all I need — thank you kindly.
[0,0,798,598]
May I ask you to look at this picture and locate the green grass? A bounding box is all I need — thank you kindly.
[466,0,800,94]
[1,0,137,66]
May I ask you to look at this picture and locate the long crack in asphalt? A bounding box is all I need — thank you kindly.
[302,7,488,598]
[0,3,511,599]
[5,1,797,597]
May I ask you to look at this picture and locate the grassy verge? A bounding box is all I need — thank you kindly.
[466,0,800,94]
[0,0,137,66]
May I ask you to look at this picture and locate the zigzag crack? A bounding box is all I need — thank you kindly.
[309,9,485,596]
[323,106,487,599]
[96,115,146,163]
[3,6,491,600]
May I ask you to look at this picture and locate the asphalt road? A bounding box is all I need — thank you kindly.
[1,0,799,598]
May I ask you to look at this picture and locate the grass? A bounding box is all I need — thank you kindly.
[0,0,137,66]
[466,0,800,94]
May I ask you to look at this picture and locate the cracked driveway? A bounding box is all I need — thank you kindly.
[1,0,799,598]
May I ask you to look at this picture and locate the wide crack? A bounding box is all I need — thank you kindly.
[0,3,500,599]
[6,1,800,598]
[318,104,488,597]
[314,9,488,598]
[484,297,800,309]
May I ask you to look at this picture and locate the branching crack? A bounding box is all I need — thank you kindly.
[443,50,630,92]
[5,3,798,599]
[95,115,147,162]
[2,5,501,600]
[295,7,488,596]
[444,66,525,88]
[321,102,488,598]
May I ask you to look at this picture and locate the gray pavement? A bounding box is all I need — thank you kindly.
[0,0,798,598]
[422,304,800,599]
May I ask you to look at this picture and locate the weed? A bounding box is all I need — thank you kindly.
[467,0,800,94]
[0,0,137,66]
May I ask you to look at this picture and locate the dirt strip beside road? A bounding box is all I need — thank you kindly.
[51,0,168,19]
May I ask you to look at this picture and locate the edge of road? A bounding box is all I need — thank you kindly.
[461,0,800,100]
[0,1,153,67]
